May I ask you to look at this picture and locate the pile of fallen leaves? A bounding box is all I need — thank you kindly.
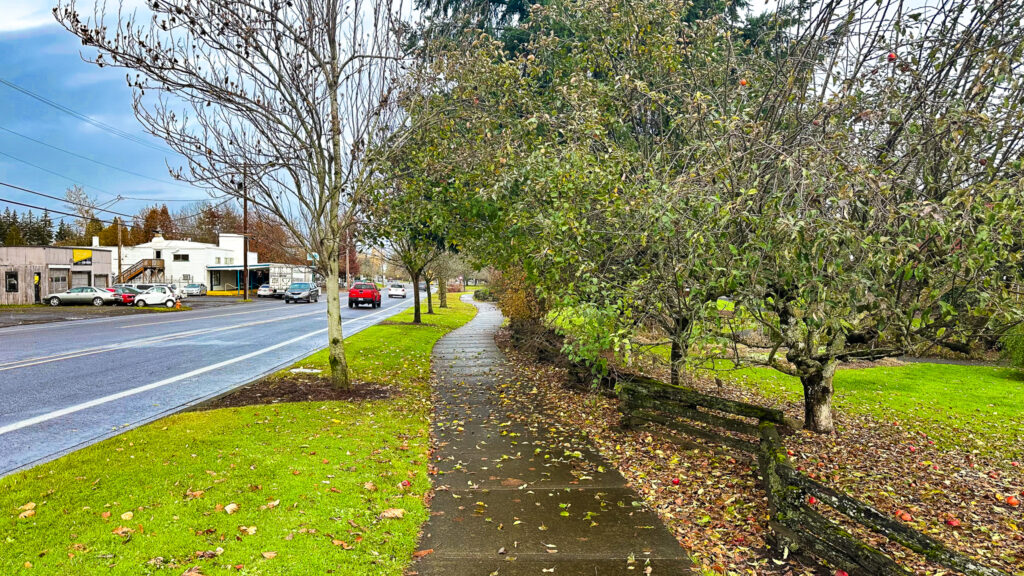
[494,330,1024,576]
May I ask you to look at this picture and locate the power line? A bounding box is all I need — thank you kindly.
[120,195,212,203]
[0,196,114,226]
[0,125,191,189]
[0,151,214,209]
[0,76,176,155]
[0,181,135,219]
[0,180,237,227]
[0,149,118,197]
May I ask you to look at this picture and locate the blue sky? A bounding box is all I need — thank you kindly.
[0,1,215,225]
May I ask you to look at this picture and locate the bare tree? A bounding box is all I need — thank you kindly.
[382,235,442,323]
[55,0,414,388]
[63,185,98,236]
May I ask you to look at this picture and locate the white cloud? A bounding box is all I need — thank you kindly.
[0,1,152,33]
[0,2,58,32]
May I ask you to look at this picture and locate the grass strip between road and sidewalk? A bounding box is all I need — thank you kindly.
[0,295,477,575]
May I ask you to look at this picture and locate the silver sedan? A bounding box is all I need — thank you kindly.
[48,286,120,307]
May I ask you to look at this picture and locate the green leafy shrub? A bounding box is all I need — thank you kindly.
[1001,325,1024,369]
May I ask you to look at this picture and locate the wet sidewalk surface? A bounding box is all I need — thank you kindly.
[413,297,693,575]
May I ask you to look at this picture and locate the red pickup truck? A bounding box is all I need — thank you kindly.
[348,282,381,308]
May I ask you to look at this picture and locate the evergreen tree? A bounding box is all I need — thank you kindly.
[0,208,14,243]
[83,218,104,244]
[4,224,25,246]
[55,220,76,244]
[37,211,54,245]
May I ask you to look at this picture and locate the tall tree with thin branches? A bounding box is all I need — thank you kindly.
[55,0,414,388]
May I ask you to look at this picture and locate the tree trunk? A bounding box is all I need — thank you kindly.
[800,359,836,433]
[669,338,686,387]
[438,274,448,308]
[325,255,350,389]
[669,318,690,387]
[411,270,422,324]
[426,277,434,314]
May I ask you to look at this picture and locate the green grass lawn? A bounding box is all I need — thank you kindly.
[706,360,1024,454]
[0,296,476,575]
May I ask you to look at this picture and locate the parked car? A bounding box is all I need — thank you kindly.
[132,283,186,299]
[48,286,119,307]
[257,284,274,298]
[182,283,208,296]
[103,287,137,306]
[387,284,407,299]
[348,282,381,308]
[283,282,319,303]
[134,286,180,308]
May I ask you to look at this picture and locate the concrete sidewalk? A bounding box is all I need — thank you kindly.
[413,296,693,575]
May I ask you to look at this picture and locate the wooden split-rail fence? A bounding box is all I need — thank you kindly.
[617,378,1008,576]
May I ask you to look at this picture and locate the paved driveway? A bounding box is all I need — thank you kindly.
[0,294,414,476]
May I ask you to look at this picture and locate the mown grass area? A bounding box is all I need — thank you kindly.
[135,305,193,312]
[701,358,1024,455]
[0,295,476,575]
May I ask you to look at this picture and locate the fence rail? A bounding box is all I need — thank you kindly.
[617,377,1008,576]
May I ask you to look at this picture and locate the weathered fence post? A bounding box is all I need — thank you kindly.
[757,421,800,555]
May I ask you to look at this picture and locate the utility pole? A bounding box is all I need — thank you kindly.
[116,218,123,281]
[242,165,249,301]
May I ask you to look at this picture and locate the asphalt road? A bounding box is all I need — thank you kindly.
[0,293,416,476]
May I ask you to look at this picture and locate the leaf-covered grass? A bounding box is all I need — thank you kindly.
[0,295,476,575]
[708,360,1024,456]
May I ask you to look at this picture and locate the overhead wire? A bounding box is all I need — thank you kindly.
[0,150,118,197]
[0,181,135,219]
[0,125,192,189]
[0,150,210,206]
[0,76,176,155]
[0,196,114,226]
[0,180,237,226]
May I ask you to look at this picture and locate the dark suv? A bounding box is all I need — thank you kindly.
[283,282,319,303]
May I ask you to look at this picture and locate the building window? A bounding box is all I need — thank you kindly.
[215,257,222,264]
[173,253,190,262]
[225,257,234,265]
[5,271,17,293]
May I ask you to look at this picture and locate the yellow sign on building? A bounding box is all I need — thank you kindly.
[72,249,93,266]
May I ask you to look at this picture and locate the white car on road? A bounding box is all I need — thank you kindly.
[135,286,180,308]
[387,284,407,298]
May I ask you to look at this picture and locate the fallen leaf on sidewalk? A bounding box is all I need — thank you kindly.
[413,549,434,558]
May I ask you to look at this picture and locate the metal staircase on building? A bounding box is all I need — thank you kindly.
[115,259,165,284]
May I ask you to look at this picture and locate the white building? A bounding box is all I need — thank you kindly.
[104,232,258,288]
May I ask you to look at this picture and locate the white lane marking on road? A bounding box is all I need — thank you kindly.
[0,300,411,435]
[117,302,322,329]
[0,309,323,372]
[0,327,329,436]
[0,301,287,336]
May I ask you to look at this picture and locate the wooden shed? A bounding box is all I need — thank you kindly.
[0,247,113,306]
